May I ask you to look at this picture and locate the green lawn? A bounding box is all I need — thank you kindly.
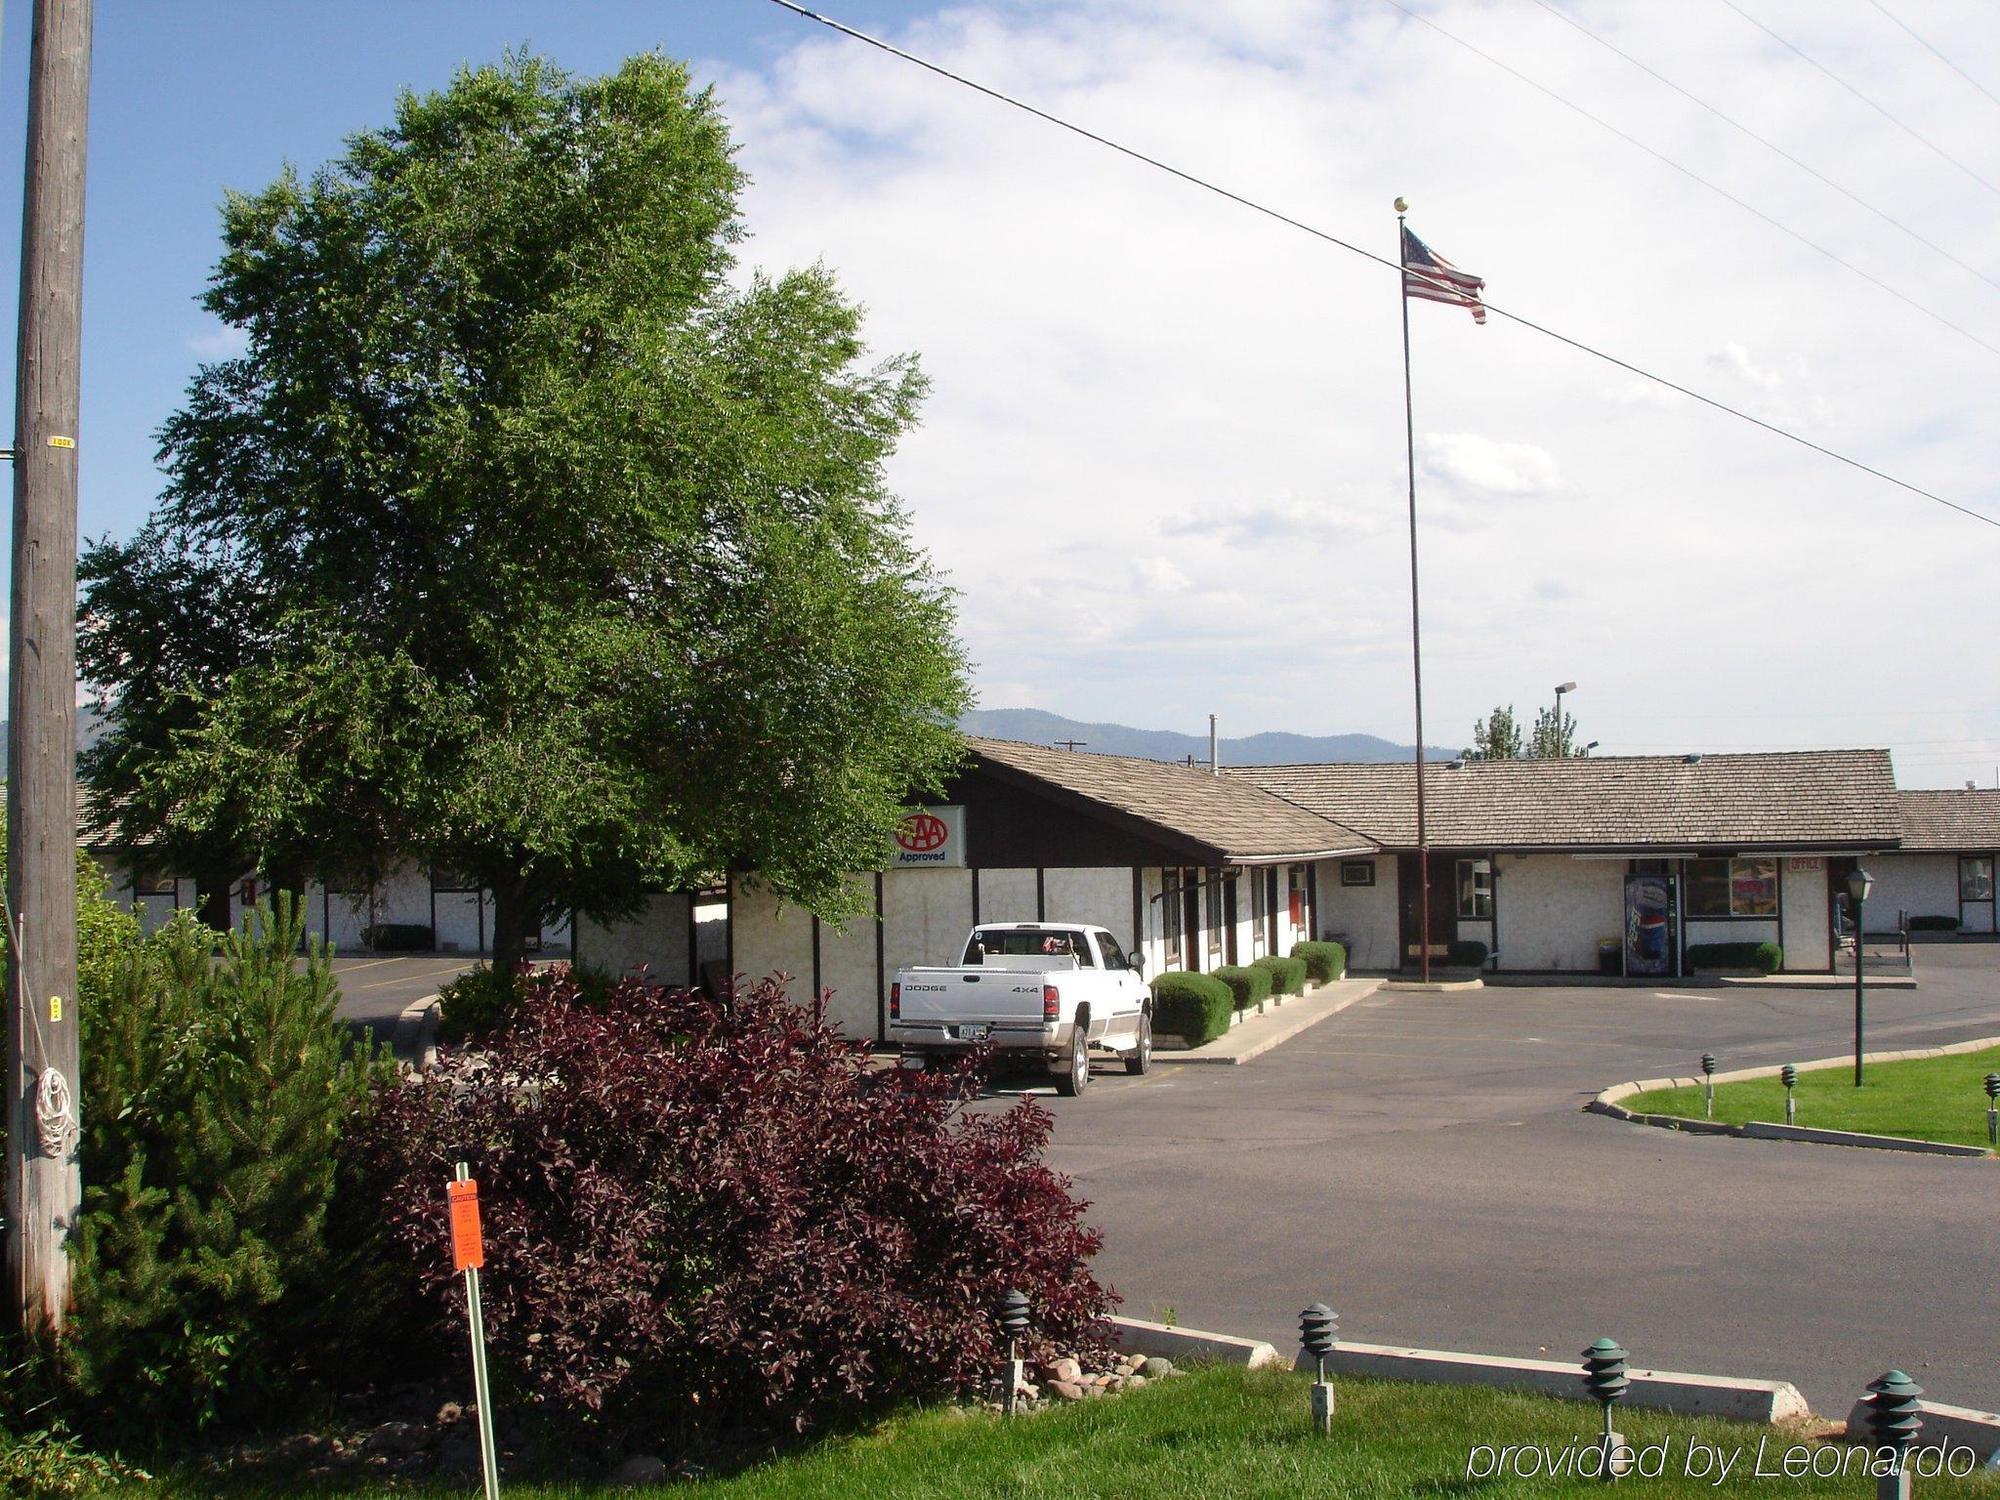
[1628,1045,2000,1149]
[90,1366,1995,1499]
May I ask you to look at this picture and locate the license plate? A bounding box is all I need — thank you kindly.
[954,1024,989,1041]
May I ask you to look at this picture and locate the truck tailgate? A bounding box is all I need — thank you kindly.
[895,968,1048,1025]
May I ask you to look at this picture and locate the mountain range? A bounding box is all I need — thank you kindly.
[960,707,1454,766]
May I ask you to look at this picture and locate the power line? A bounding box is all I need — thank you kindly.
[762,0,2000,533]
[1375,0,2000,361]
[1528,0,2000,297]
[1720,0,2000,200]
[1864,0,2000,113]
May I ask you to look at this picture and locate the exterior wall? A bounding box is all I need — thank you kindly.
[978,867,1039,922]
[881,868,977,1028]
[730,879,816,990]
[1312,856,1398,972]
[1139,866,1169,974]
[575,893,691,982]
[1684,917,1779,953]
[1043,867,1137,952]
[818,876,881,1039]
[1780,858,1831,971]
[312,866,432,955]
[432,881,485,953]
[1867,854,1961,927]
[1275,864,1310,955]
[1493,855,1624,973]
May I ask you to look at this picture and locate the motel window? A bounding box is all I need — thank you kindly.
[1456,858,1493,919]
[1340,860,1375,887]
[133,869,177,898]
[1684,857,1778,918]
[1963,857,1995,903]
[1161,870,1185,968]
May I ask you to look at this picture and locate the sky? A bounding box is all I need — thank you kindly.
[1,0,1996,786]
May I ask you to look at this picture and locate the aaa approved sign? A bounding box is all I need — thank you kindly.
[891,805,965,869]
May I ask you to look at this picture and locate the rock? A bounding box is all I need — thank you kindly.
[435,1401,465,1426]
[1126,1374,1148,1389]
[609,1454,668,1486]
[1119,1354,1146,1375]
[1046,1357,1083,1385]
[1048,1380,1086,1401]
[434,1431,482,1480]
[1141,1357,1176,1379]
[363,1421,429,1456]
[273,1434,326,1467]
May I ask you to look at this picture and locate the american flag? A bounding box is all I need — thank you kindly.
[1402,225,1486,324]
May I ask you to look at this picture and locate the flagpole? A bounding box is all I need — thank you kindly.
[1396,197,1431,985]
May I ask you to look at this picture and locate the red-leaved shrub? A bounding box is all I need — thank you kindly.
[347,968,1113,1441]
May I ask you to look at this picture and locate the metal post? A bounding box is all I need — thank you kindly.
[6,0,91,1342]
[1853,890,1866,1087]
[1397,202,1430,985]
[454,1163,501,1500]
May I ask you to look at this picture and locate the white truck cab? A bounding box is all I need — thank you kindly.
[889,921,1151,1096]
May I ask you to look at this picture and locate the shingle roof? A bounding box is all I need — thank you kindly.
[1897,789,2000,852]
[1231,750,1901,851]
[966,737,1376,862]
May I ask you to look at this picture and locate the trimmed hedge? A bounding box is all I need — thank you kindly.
[1291,940,1347,983]
[1212,964,1273,1012]
[1909,915,1961,932]
[1686,941,1783,974]
[1149,972,1234,1046]
[362,921,434,951]
[1252,954,1308,996]
[1446,939,1488,969]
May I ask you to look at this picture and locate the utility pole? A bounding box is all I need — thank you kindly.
[6,0,93,1339]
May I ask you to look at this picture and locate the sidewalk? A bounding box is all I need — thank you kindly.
[1155,976,1382,1066]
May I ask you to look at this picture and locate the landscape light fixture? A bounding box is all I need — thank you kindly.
[1848,867,1875,1086]
[1580,1338,1632,1481]
[997,1289,1031,1415]
[1700,1053,1716,1118]
[1985,1073,1999,1147]
[1863,1370,1924,1500]
[1780,1064,1798,1125]
[1299,1302,1339,1436]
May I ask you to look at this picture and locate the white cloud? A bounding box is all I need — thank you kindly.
[708,0,2000,784]
[186,322,248,360]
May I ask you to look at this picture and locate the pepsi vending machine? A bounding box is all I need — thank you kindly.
[1623,873,1679,978]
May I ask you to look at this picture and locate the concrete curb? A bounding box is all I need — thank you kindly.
[1379,977,1485,992]
[1155,979,1382,1067]
[1844,1398,2000,1460]
[1588,1036,2000,1157]
[1290,1341,1810,1424]
[391,993,442,1071]
[1108,1316,1285,1369]
[1108,1316,1805,1423]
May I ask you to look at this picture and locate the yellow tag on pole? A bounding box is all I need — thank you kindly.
[46,435,73,449]
[48,996,62,1023]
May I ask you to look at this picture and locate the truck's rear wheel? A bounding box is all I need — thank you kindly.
[1055,1025,1091,1096]
[1124,1012,1152,1075]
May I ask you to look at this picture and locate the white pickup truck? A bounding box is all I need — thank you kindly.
[889,922,1151,1095]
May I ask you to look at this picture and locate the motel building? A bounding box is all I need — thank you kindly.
[1870,788,1999,935]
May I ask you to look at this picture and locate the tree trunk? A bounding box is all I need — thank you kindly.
[489,872,538,985]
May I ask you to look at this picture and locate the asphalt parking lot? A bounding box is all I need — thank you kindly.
[332,954,478,1046]
[1029,944,2000,1418]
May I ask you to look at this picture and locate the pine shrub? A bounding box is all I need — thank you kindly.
[349,968,1113,1445]
[66,897,389,1436]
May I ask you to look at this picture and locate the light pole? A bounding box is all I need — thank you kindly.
[1848,867,1874,1087]
[1553,681,1577,756]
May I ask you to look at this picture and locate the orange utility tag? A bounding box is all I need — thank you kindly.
[447,1178,484,1271]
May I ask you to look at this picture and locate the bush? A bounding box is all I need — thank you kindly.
[1291,940,1347,983]
[350,970,1113,1444]
[1446,939,1489,968]
[1909,915,1961,932]
[437,961,522,1037]
[1210,964,1273,1012]
[68,896,388,1437]
[1252,954,1307,996]
[1686,941,1783,974]
[360,921,434,951]
[1149,972,1234,1045]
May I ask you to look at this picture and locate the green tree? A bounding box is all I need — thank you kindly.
[79,52,969,975]
[1466,705,1521,761]
[1528,704,1586,758]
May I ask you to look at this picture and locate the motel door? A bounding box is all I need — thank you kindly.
[1395,853,1455,969]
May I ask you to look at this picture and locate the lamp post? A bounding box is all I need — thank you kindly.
[1849,867,1875,1086]
[1700,1053,1716,1118]
[1984,1073,1998,1148]
[997,1289,1030,1415]
[1581,1338,1632,1480]
[1863,1370,1923,1500]
[1781,1063,1798,1125]
[1299,1303,1338,1435]
[1553,681,1577,756]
